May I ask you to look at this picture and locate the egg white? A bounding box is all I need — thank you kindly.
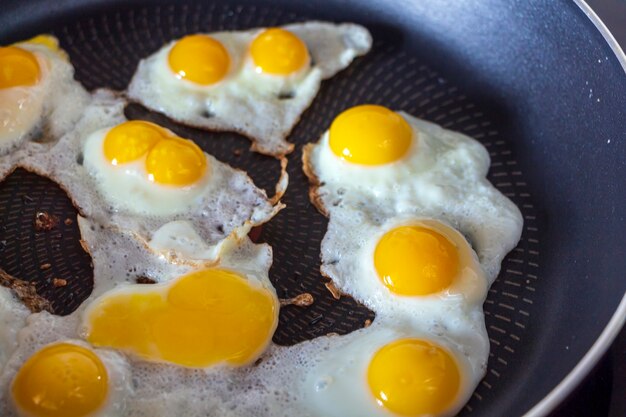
[320,213,489,321]
[300,321,484,417]
[0,38,89,156]
[128,22,373,156]
[0,288,30,373]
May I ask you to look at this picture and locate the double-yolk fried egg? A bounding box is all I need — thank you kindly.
[128,22,372,156]
[17,91,285,248]
[83,119,216,216]
[0,35,88,157]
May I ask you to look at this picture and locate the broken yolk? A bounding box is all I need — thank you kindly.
[83,268,278,368]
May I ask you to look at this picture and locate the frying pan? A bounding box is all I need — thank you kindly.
[1,0,625,415]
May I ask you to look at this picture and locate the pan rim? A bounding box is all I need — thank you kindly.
[524,295,626,416]
[523,6,626,416]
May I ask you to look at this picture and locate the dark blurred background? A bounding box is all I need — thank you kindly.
[551,1,625,416]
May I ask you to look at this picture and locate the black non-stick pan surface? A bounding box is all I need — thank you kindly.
[1,0,625,416]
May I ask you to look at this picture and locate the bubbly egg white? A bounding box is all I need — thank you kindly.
[128,22,372,156]
[0,288,29,373]
[16,90,285,248]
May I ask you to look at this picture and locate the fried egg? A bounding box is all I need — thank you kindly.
[301,322,486,417]
[303,104,523,281]
[3,340,131,417]
[320,214,489,320]
[0,35,89,157]
[18,90,285,247]
[128,22,372,156]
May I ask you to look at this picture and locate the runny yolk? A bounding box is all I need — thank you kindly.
[374,225,459,296]
[367,338,461,416]
[250,28,309,75]
[11,343,108,417]
[24,35,61,53]
[84,268,278,368]
[102,120,207,186]
[145,136,206,186]
[103,120,163,165]
[168,34,230,85]
[0,46,41,89]
[328,104,412,165]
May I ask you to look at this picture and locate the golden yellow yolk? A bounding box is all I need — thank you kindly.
[0,46,41,89]
[103,120,164,165]
[249,28,309,75]
[367,339,461,416]
[24,35,62,53]
[11,343,108,417]
[84,268,278,368]
[374,225,459,296]
[168,34,230,85]
[329,104,412,165]
[103,120,207,186]
[145,136,206,186]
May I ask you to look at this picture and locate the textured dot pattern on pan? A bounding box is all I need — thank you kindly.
[0,168,93,315]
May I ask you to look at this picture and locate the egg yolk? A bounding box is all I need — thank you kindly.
[145,136,206,185]
[103,120,207,186]
[367,339,461,416]
[84,268,278,368]
[104,120,163,165]
[250,28,309,75]
[329,105,412,165]
[168,34,230,85]
[374,225,459,296]
[11,343,108,417]
[25,34,61,52]
[0,46,41,89]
